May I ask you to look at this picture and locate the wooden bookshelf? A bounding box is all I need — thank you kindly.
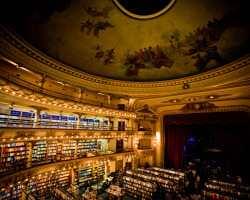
[47,141,57,162]
[0,184,23,200]
[76,164,104,186]
[8,110,21,127]
[68,117,77,129]
[203,179,250,199]
[0,142,27,172]
[123,175,156,200]
[32,141,47,165]
[62,140,76,160]
[60,116,68,128]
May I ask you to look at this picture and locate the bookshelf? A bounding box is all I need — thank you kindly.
[38,114,51,128]
[123,175,156,200]
[12,185,23,200]
[62,140,76,160]
[125,169,181,194]
[68,117,77,129]
[104,120,108,130]
[81,118,88,129]
[8,110,21,127]
[0,188,12,200]
[89,139,97,153]
[20,112,33,127]
[77,140,88,156]
[0,110,9,127]
[27,170,70,198]
[60,116,68,128]
[88,119,94,130]
[32,141,47,165]
[79,166,93,185]
[0,142,27,172]
[51,115,60,128]
[94,119,100,130]
[77,164,104,186]
[47,141,57,162]
[138,167,185,185]
[203,179,250,199]
[0,184,23,200]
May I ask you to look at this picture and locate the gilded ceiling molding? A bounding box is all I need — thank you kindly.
[111,0,176,20]
[0,24,249,95]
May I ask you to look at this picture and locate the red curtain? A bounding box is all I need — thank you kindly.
[207,124,250,180]
[166,124,194,169]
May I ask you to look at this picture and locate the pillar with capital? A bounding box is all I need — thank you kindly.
[73,112,87,129]
[105,116,114,130]
[29,106,48,128]
[27,142,36,168]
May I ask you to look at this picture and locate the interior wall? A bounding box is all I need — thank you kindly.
[115,160,123,171]
[109,161,116,173]
[109,139,116,151]
[139,157,153,167]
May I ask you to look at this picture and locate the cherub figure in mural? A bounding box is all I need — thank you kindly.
[103,48,115,65]
[80,19,95,35]
[94,45,105,60]
[124,53,148,76]
[94,21,115,37]
[84,6,113,19]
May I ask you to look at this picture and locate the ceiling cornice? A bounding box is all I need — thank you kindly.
[0,23,249,96]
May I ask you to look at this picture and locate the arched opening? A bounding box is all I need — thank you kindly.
[163,111,250,183]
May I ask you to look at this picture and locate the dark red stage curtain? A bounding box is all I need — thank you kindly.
[208,124,250,180]
[166,124,194,169]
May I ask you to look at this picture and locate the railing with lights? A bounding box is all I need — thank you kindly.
[0,73,136,112]
[0,77,137,117]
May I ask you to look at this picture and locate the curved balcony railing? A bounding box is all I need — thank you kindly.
[0,122,134,131]
[0,148,134,177]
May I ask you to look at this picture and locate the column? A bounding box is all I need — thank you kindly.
[29,106,48,128]
[105,116,114,130]
[106,139,111,154]
[73,112,86,129]
[127,118,133,131]
[134,119,139,132]
[21,182,27,200]
[27,142,35,168]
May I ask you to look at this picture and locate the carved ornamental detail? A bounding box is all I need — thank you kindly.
[135,104,157,122]
[15,131,36,139]
[181,102,218,111]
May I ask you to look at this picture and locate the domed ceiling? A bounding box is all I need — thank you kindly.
[0,0,249,81]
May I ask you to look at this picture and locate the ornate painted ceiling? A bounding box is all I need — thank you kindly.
[0,0,249,81]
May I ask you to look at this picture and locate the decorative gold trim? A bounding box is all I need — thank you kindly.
[111,0,176,20]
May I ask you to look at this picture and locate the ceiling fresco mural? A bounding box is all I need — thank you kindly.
[0,0,249,81]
